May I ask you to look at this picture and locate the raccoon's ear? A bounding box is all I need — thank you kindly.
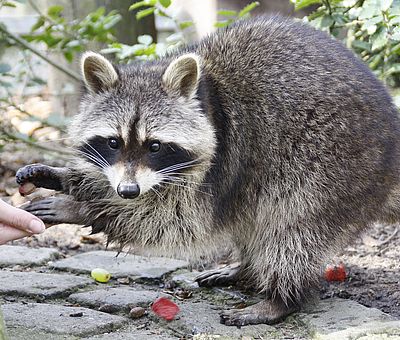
[81,52,119,93]
[162,54,200,99]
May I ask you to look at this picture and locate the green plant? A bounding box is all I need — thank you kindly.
[24,2,121,62]
[102,0,260,62]
[291,0,400,88]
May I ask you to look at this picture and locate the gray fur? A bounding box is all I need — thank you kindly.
[18,16,400,325]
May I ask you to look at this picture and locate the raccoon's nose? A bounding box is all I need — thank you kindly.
[117,183,140,199]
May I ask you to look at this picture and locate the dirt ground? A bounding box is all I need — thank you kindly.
[321,222,399,317]
[1,143,399,319]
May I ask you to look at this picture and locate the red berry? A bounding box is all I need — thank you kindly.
[151,297,179,321]
[324,263,347,282]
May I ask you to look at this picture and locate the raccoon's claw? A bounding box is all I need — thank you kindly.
[21,196,84,225]
[16,164,64,192]
[195,262,241,287]
[220,299,298,326]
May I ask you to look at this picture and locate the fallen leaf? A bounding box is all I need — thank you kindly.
[151,297,179,321]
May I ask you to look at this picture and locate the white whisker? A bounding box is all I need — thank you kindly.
[156,159,199,174]
[83,141,111,167]
[75,149,108,169]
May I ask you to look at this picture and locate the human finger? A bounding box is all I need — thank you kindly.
[0,199,45,234]
[0,222,31,245]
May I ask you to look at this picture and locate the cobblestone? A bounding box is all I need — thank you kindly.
[0,245,399,339]
[0,271,92,298]
[300,298,400,339]
[69,287,165,311]
[0,245,59,267]
[52,250,188,279]
[2,303,127,337]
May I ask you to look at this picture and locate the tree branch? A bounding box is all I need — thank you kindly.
[0,24,81,82]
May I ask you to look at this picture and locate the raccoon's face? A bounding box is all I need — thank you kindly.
[70,52,216,199]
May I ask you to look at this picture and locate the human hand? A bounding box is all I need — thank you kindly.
[0,198,45,245]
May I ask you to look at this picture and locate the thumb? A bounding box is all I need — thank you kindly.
[0,199,45,234]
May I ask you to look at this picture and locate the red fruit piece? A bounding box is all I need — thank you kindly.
[151,297,180,321]
[19,182,36,196]
[324,263,347,282]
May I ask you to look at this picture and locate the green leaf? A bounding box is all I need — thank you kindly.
[179,21,194,30]
[351,40,372,52]
[47,5,63,18]
[361,16,381,35]
[217,10,237,17]
[392,26,400,41]
[31,17,45,32]
[392,0,400,15]
[129,0,156,11]
[136,7,155,20]
[292,0,322,11]
[341,0,359,6]
[137,34,153,45]
[90,6,106,19]
[385,64,400,75]
[331,13,347,25]
[30,77,46,85]
[0,80,12,88]
[320,14,334,29]
[214,20,233,28]
[165,32,184,43]
[103,14,122,29]
[3,2,16,7]
[359,0,382,19]
[238,1,260,17]
[390,15,400,24]
[0,63,11,74]
[371,27,388,51]
[307,9,325,21]
[368,53,382,69]
[65,40,81,48]
[158,0,171,8]
[130,1,146,10]
[63,51,74,63]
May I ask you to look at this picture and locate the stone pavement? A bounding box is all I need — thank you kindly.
[0,245,399,339]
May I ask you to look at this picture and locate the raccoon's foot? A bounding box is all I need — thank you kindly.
[220,296,299,326]
[21,196,86,225]
[195,262,241,287]
[16,164,68,194]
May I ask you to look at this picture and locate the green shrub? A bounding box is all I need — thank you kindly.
[291,0,400,89]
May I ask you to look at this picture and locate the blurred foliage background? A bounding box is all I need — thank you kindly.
[0,0,400,163]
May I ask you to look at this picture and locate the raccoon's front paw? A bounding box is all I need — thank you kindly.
[16,164,64,194]
[21,196,84,225]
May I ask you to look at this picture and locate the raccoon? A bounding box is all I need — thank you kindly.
[17,16,400,326]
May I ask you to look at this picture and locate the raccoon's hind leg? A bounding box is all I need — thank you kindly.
[220,293,299,326]
[16,164,69,193]
[195,262,241,287]
[219,220,328,326]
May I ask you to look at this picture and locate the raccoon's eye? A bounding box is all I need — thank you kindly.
[108,138,120,150]
[149,141,161,153]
